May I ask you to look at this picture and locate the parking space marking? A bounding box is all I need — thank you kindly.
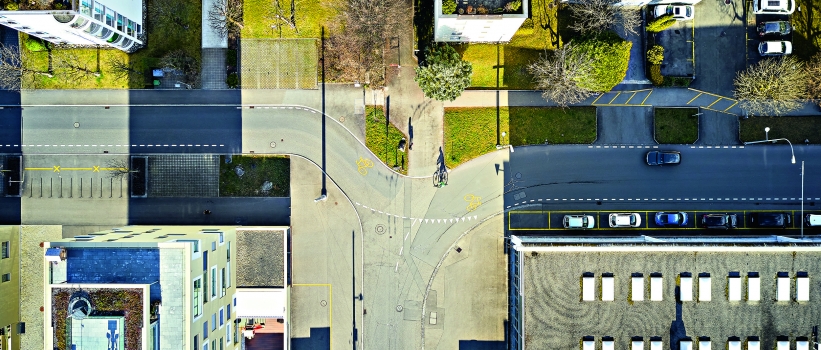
[687,92,703,104]
[640,90,653,105]
[608,92,622,104]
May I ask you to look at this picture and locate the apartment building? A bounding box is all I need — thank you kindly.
[0,0,143,52]
[0,226,21,350]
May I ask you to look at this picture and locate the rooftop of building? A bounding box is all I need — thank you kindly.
[442,0,525,15]
[236,228,286,288]
[49,226,236,246]
[520,245,821,349]
[0,0,74,11]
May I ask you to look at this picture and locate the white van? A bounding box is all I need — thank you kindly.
[806,214,821,227]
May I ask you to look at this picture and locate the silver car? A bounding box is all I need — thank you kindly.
[564,215,595,229]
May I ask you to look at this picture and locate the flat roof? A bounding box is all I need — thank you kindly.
[521,247,821,349]
[236,228,286,288]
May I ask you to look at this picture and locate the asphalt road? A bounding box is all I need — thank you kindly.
[0,197,20,224]
[0,107,21,153]
[505,144,818,209]
[128,197,290,225]
[128,106,242,154]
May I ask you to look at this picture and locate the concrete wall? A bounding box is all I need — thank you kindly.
[434,0,527,42]
[159,247,186,350]
[0,226,20,350]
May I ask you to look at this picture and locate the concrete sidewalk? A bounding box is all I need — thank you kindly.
[201,0,228,89]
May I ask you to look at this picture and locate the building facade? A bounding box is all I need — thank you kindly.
[435,0,528,42]
[0,0,143,52]
[0,226,21,350]
[43,226,239,350]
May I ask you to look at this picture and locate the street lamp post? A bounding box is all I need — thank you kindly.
[802,160,805,238]
[744,138,795,164]
[765,127,770,141]
[745,137,802,237]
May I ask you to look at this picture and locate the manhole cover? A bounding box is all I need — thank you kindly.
[339,116,346,123]
[515,172,522,179]
[73,122,80,128]
[396,305,403,312]
[270,141,277,148]
[320,300,327,307]
[375,224,386,235]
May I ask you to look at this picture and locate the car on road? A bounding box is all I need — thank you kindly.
[806,214,821,227]
[646,151,681,166]
[758,21,791,37]
[609,213,641,228]
[655,212,688,227]
[753,0,795,14]
[750,212,791,228]
[653,4,694,20]
[701,213,738,229]
[759,41,793,56]
[564,215,595,229]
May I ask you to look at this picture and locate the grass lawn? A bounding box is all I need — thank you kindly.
[220,155,290,197]
[739,116,821,144]
[366,106,408,175]
[455,0,562,89]
[242,0,339,39]
[509,107,597,145]
[654,108,699,144]
[20,0,201,89]
[444,107,510,168]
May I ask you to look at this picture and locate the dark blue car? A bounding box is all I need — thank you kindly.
[655,212,688,226]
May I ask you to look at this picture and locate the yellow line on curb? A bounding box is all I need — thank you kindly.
[641,90,653,105]
[591,93,604,105]
[724,101,738,111]
[706,98,722,108]
[703,107,738,116]
[592,104,653,107]
[293,283,333,349]
[687,92,703,104]
[608,92,621,104]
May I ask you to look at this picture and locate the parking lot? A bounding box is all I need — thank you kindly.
[507,210,818,231]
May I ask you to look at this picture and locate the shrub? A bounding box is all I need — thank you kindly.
[670,77,692,87]
[647,14,676,32]
[226,49,237,67]
[521,17,534,29]
[442,0,457,14]
[477,5,488,14]
[5,2,17,10]
[24,38,47,52]
[54,2,65,9]
[505,0,522,12]
[227,72,239,88]
[569,31,632,92]
[647,45,664,65]
[649,64,664,85]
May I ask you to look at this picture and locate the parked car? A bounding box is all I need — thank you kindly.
[758,41,792,56]
[653,4,694,20]
[758,21,792,37]
[564,215,595,229]
[750,212,791,228]
[701,213,738,229]
[753,0,795,14]
[609,213,642,228]
[646,151,681,166]
[806,214,821,227]
[655,212,688,227]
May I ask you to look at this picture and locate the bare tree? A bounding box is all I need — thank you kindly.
[106,55,143,82]
[148,0,191,30]
[105,158,132,179]
[527,44,595,107]
[0,43,52,91]
[325,0,406,88]
[271,0,298,34]
[160,50,201,88]
[805,53,821,108]
[733,56,807,116]
[567,0,641,37]
[208,0,244,39]
[54,48,100,79]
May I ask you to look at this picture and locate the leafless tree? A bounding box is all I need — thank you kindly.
[106,55,143,82]
[52,48,100,85]
[324,0,407,88]
[0,43,52,91]
[527,44,595,107]
[567,0,641,37]
[733,56,807,116]
[208,0,244,39]
[160,50,201,88]
[105,158,132,179]
[805,53,821,108]
[271,0,298,34]
[148,0,192,30]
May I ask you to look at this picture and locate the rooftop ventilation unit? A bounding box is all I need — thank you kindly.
[632,273,644,301]
[650,273,662,301]
[748,337,760,350]
[796,337,809,350]
[699,337,711,350]
[632,340,644,350]
[680,273,693,301]
[73,235,94,241]
[680,339,692,350]
[728,338,741,350]
[698,273,711,301]
[650,338,662,350]
[582,272,595,301]
[728,272,741,301]
[582,336,595,350]
[776,336,789,350]
[796,271,809,302]
[748,272,760,301]
[777,272,790,301]
[602,337,614,350]
[602,273,614,301]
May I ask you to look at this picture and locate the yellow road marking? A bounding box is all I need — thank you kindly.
[464,194,482,212]
[591,93,604,105]
[608,92,621,104]
[25,166,129,172]
[641,90,653,105]
[53,165,60,172]
[687,92,703,104]
[706,98,722,108]
[625,92,638,104]
[356,157,374,176]
[724,101,738,112]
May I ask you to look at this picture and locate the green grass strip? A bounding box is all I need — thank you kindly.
[365,106,408,175]
[654,108,699,144]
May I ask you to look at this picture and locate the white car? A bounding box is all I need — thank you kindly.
[753,0,795,14]
[653,4,694,20]
[758,41,792,56]
[564,215,595,229]
[806,214,821,227]
[609,213,642,228]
